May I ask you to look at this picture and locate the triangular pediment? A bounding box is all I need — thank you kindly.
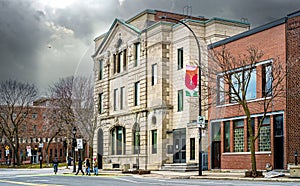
[93,19,141,58]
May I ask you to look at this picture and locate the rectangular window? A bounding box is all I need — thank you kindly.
[117,127,123,155]
[99,60,103,80]
[134,43,140,67]
[120,87,125,110]
[98,93,103,114]
[178,90,183,111]
[152,130,157,154]
[262,64,272,97]
[114,89,118,111]
[234,119,244,152]
[113,54,117,74]
[217,76,225,105]
[224,121,230,152]
[230,68,256,102]
[123,49,127,71]
[259,116,271,151]
[59,149,62,157]
[212,122,221,141]
[134,82,140,106]
[152,63,157,85]
[190,138,195,160]
[50,149,53,158]
[178,48,183,70]
[118,51,122,73]
[111,129,115,155]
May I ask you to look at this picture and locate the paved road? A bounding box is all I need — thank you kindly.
[0,168,299,186]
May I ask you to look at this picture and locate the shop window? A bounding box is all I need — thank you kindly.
[259,116,271,151]
[234,119,244,152]
[224,121,230,152]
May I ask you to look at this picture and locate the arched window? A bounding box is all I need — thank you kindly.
[111,126,126,155]
[133,123,140,154]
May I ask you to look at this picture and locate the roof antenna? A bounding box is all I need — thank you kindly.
[183,5,192,17]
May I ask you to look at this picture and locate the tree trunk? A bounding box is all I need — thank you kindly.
[250,136,257,177]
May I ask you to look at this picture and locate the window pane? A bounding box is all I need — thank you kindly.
[178,90,183,111]
[135,82,140,106]
[246,69,256,100]
[212,122,221,141]
[117,127,123,155]
[135,43,140,66]
[114,89,118,110]
[217,76,225,104]
[178,48,183,70]
[99,93,103,113]
[259,116,270,151]
[234,119,244,152]
[120,87,125,110]
[99,60,103,80]
[152,130,157,154]
[224,121,230,152]
[190,138,195,160]
[263,64,272,97]
[230,72,242,102]
[152,64,157,85]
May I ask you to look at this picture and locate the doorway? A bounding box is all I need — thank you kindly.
[274,114,284,169]
[212,141,221,169]
[97,129,103,169]
[173,128,186,163]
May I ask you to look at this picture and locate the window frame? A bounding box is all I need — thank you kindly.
[151,63,157,86]
[99,60,103,80]
[177,48,183,70]
[134,43,140,67]
[134,81,140,106]
[98,93,104,114]
[152,130,157,154]
[177,89,183,112]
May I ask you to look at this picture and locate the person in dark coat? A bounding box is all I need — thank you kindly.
[75,157,84,175]
[85,158,91,176]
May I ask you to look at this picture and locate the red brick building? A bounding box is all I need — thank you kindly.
[0,98,88,165]
[207,10,300,170]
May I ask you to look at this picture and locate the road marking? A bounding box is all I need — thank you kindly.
[0,179,64,186]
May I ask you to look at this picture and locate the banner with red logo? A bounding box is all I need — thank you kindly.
[185,65,198,97]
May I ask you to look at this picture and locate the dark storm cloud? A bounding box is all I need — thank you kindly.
[0,0,50,85]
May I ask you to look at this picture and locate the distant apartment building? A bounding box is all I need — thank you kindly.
[92,9,249,170]
[208,10,300,170]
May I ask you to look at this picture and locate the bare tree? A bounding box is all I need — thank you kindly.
[48,76,75,166]
[72,76,95,161]
[207,45,286,177]
[48,76,95,164]
[0,80,38,166]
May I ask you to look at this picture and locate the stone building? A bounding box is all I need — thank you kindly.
[208,10,300,170]
[92,9,249,170]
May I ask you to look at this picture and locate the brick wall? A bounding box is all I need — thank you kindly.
[286,11,300,164]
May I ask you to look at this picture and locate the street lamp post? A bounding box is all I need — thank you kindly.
[72,127,77,173]
[160,16,203,176]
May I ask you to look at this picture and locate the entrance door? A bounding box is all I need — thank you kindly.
[97,129,103,169]
[274,114,284,169]
[212,141,221,169]
[173,129,186,163]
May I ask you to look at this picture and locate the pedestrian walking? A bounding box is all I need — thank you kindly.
[85,158,91,176]
[94,158,98,176]
[53,157,59,174]
[75,157,84,175]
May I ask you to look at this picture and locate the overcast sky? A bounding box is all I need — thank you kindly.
[1,0,299,95]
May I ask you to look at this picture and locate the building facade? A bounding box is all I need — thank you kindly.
[92,9,249,170]
[208,10,300,170]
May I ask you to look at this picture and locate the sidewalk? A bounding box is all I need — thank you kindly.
[137,170,300,182]
[60,167,300,182]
